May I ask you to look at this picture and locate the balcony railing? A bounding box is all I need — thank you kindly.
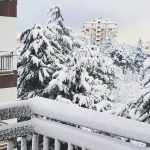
[0,97,150,150]
[0,52,13,73]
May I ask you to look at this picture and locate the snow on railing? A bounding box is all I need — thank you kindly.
[0,52,13,73]
[0,100,32,120]
[0,97,150,150]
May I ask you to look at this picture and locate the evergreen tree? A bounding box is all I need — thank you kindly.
[44,6,81,55]
[18,25,54,100]
[43,46,117,110]
[18,6,81,100]
[121,57,150,123]
[134,39,144,72]
[105,44,135,74]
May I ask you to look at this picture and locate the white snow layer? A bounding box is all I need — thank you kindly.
[28,97,150,144]
[1,97,150,149]
[33,118,145,150]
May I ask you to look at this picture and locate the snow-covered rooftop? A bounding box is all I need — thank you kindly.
[84,18,117,25]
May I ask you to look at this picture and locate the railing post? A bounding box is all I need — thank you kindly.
[7,140,14,150]
[21,137,27,150]
[68,143,73,150]
[32,134,38,150]
[43,136,49,150]
[82,147,86,150]
[55,139,61,150]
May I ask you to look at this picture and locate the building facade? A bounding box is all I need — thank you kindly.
[83,18,118,46]
[0,0,17,102]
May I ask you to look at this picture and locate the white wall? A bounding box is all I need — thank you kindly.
[0,16,17,52]
[0,17,17,103]
[13,54,17,70]
[0,87,17,102]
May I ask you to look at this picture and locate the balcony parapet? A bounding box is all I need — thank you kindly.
[0,97,150,150]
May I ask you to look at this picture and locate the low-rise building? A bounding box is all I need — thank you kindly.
[0,1,17,148]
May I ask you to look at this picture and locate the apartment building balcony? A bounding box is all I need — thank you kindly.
[0,52,13,74]
[0,97,150,150]
[0,51,17,102]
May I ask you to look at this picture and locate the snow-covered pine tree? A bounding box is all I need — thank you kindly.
[121,57,150,123]
[18,25,57,100]
[106,44,135,74]
[134,39,144,73]
[44,6,81,56]
[18,6,81,100]
[43,45,117,111]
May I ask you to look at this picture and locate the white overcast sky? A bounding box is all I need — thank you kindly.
[17,0,150,45]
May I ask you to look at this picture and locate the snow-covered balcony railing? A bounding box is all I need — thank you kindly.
[0,97,150,150]
[0,51,13,73]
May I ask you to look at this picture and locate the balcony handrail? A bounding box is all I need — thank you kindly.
[33,118,146,150]
[0,97,150,150]
[0,120,33,141]
[0,53,13,73]
[0,117,146,150]
[0,100,32,120]
[29,97,150,144]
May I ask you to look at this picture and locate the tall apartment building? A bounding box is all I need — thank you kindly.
[83,18,118,46]
[0,0,17,102]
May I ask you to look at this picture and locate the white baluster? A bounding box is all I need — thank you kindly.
[55,139,61,150]
[82,147,86,150]
[2,57,4,71]
[21,137,27,150]
[68,143,73,150]
[7,140,14,150]
[43,136,49,150]
[0,56,1,71]
[32,134,38,150]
